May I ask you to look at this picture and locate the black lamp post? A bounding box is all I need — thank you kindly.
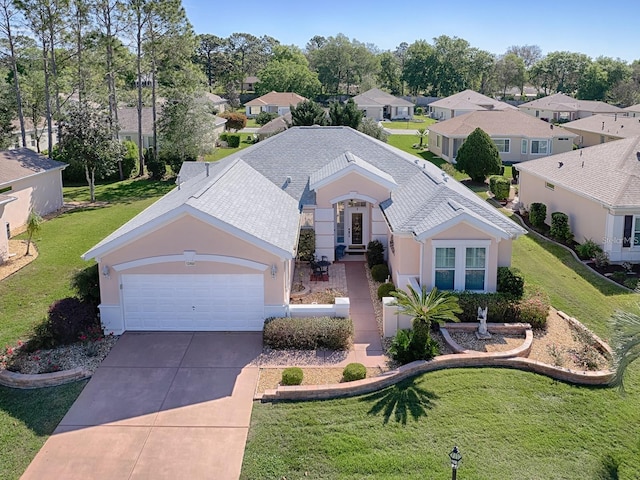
[449,446,462,480]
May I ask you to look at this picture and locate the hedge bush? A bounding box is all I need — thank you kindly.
[145,148,165,180]
[388,328,440,364]
[342,363,366,382]
[281,367,303,386]
[263,316,353,350]
[497,267,524,298]
[366,239,385,267]
[70,264,100,306]
[46,297,101,346]
[227,134,240,148]
[371,263,390,283]
[517,291,550,329]
[455,291,549,328]
[297,229,315,262]
[529,202,547,228]
[377,282,396,300]
[576,238,602,260]
[255,111,278,125]
[550,212,572,242]
[489,175,510,200]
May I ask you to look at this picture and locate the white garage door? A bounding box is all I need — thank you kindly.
[121,274,265,331]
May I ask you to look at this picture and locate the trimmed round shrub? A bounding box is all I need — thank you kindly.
[377,282,396,300]
[550,212,572,242]
[489,175,510,200]
[47,297,101,346]
[497,267,524,298]
[255,111,278,125]
[529,202,547,228]
[366,239,385,267]
[517,291,549,329]
[227,134,240,148]
[371,263,390,283]
[388,328,440,364]
[342,363,366,382]
[281,367,303,386]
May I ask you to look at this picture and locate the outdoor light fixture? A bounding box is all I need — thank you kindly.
[449,446,462,480]
[101,265,110,278]
[271,264,277,279]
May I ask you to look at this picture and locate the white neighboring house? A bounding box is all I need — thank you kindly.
[352,88,414,121]
[10,117,58,153]
[428,110,576,163]
[428,90,516,121]
[518,93,624,122]
[0,148,66,262]
[244,92,307,118]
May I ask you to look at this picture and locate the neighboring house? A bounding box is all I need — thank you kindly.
[0,149,66,261]
[245,92,307,118]
[117,107,154,150]
[428,90,516,121]
[352,88,414,121]
[563,114,640,147]
[518,93,624,122]
[202,92,228,113]
[10,117,58,153]
[496,86,543,100]
[83,126,525,334]
[242,76,259,92]
[625,104,640,118]
[516,136,640,263]
[428,110,577,163]
[256,112,291,140]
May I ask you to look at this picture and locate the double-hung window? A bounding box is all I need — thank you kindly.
[531,139,549,154]
[493,138,510,153]
[432,240,490,291]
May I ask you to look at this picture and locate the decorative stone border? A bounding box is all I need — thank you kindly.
[440,322,533,358]
[0,367,91,389]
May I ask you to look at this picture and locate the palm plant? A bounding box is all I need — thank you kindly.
[25,209,42,255]
[391,285,462,330]
[610,309,640,393]
[416,128,427,147]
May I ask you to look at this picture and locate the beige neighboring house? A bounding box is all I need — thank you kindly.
[256,112,291,140]
[117,107,154,150]
[516,136,640,263]
[202,92,228,113]
[428,110,576,163]
[352,88,414,121]
[245,91,306,118]
[428,90,516,121]
[624,104,640,118]
[563,114,640,147]
[518,93,624,122]
[0,149,66,261]
[10,117,58,153]
[83,126,525,335]
[242,76,259,92]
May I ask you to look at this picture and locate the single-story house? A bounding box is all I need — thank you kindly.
[495,86,543,100]
[518,93,625,123]
[202,92,228,113]
[428,110,577,163]
[242,76,259,92]
[245,91,306,118]
[428,90,516,121]
[83,126,526,334]
[0,149,66,261]
[516,135,640,262]
[624,104,640,118]
[11,117,58,153]
[256,112,291,140]
[352,88,414,121]
[563,114,640,147]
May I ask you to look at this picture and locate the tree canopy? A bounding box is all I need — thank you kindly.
[454,127,502,182]
[290,99,326,126]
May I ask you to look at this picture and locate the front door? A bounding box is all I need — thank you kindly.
[351,212,363,245]
[346,202,368,247]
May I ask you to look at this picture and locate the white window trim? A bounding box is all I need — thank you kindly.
[436,134,442,148]
[530,139,550,155]
[493,138,510,153]
[632,216,640,248]
[521,139,528,154]
[431,240,490,292]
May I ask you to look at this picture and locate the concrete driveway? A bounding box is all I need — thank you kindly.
[22,332,262,480]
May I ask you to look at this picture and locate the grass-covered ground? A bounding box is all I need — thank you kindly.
[203,136,253,161]
[381,115,436,130]
[0,178,174,480]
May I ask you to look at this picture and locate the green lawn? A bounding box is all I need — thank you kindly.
[388,135,468,181]
[0,178,174,479]
[204,138,253,161]
[381,115,436,130]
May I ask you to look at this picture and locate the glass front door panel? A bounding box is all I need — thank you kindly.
[351,213,363,245]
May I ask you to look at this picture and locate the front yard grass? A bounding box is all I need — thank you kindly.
[204,137,253,161]
[388,135,468,181]
[0,178,174,479]
[381,115,436,130]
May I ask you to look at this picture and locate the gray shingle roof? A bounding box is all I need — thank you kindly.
[519,93,624,113]
[516,136,640,207]
[117,107,153,134]
[352,88,414,107]
[84,159,300,259]
[563,114,640,139]
[309,151,397,189]
[429,109,577,138]
[0,148,66,185]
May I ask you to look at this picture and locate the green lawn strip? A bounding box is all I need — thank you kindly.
[381,115,436,130]
[0,381,88,480]
[204,138,253,161]
[243,368,640,479]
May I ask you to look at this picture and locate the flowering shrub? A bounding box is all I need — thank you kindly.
[516,291,550,329]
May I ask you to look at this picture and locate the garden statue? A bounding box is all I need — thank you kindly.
[476,306,491,339]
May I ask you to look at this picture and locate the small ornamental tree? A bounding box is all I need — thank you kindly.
[219,111,247,131]
[290,99,327,126]
[25,209,42,255]
[454,127,502,182]
[329,98,363,129]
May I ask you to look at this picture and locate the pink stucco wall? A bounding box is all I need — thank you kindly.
[314,171,391,207]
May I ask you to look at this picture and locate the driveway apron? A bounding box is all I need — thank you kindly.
[21,332,262,480]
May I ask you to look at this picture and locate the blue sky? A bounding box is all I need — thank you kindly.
[183,0,639,62]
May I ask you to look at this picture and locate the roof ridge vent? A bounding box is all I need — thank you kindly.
[448,199,464,211]
[345,152,356,163]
